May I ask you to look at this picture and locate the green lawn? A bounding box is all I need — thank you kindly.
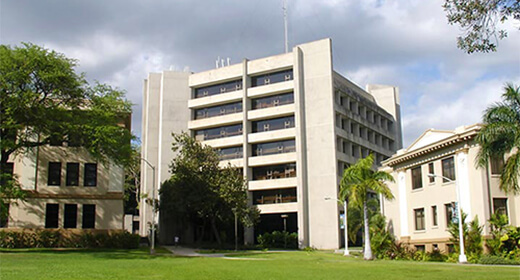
[0,248,518,279]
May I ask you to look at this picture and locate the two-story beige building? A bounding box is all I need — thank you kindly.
[141,38,403,249]
[1,140,126,230]
[381,124,519,252]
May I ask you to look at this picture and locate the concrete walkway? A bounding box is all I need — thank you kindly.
[163,246,228,258]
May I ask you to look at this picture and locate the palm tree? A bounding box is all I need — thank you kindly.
[476,83,520,194]
[339,154,394,260]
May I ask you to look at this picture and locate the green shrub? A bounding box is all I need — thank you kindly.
[478,255,520,265]
[257,231,298,249]
[425,249,448,262]
[0,229,140,249]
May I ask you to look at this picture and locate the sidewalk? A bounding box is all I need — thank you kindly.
[163,246,227,258]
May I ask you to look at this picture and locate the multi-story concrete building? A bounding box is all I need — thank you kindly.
[1,132,128,230]
[140,38,402,249]
[381,124,520,252]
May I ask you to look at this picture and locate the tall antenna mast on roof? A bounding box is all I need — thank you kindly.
[283,0,288,53]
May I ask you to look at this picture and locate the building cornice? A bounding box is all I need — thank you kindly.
[383,124,480,167]
[26,192,123,200]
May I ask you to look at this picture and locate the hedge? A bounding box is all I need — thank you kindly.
[0,229,140,249]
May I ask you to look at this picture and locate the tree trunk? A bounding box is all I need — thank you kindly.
[363,200,373,260]
[211,217,222,245]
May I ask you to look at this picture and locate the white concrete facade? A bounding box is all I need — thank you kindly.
[381,124,520,252]
[141,39,402,249]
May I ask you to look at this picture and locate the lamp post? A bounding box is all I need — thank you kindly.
[142,158,156,255]
[325,197,349,256]
[428,174,467,263]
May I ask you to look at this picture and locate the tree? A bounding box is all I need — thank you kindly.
[0,43,133,219]
[339,154,394,260]
[159,133,258,245]
[447,212,483,259]
[443,0,520,53]
[476,83,520,194]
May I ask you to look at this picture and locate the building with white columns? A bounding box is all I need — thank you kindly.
[381,124,520,252]
[140,38,402,249]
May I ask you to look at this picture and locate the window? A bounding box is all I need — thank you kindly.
[252,163,296,180]
[194,124,243,141]
[252,116,295,133]
[66,163,79,186]
[194,102,243,120]
[253,139,296,156]
[0,203,9,228]
[194,79,242,98]
[82,204,96,229]
[84,163,97,187]
[251,69,293,87]
[252,92,294,109]
[441,157,455,182]
[432,205,438,226]
[48,162,61,186]
[217,146,243,160]
[414,208,425,230]
[428,163,435,183]
[45,204,59,228]
[445,202,455,226]
[64,204,77,228]
[493,198,508,217]
[411,166,423,190]
[253,188,297,205]
[490,156,505,175]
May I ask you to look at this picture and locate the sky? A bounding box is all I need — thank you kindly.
[1,0,519,147]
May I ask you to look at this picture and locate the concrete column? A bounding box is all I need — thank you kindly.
[242,59,254,245]
[456,149,472,217]
[398,170,409,237]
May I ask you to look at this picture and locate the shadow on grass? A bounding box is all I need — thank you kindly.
[0,247,183,260]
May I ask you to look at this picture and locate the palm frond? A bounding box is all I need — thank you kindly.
[500,151,520,194]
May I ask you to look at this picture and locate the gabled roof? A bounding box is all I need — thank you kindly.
[406,129,456,152]
[383,124,481,167]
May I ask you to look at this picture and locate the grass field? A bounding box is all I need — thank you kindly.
[0,248,518,279]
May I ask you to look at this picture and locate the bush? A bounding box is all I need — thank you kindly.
[478,255,520,265]
[257,231,298,249]
[0,229,140,249]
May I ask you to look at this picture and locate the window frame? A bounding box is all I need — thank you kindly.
[45,203,59,228]
[84,163,97,187]
[66,162,80,186]
[441,157,456,182]
[48,162,62,186]
[411,166,423,190]
[432,205,438,227]
[82,204,96,229]
[414,208,425,231]
[64,204,77,228]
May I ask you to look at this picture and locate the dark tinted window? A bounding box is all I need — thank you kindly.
[253,188,297,205]
[84,163,97,187]
[411,167,423,190]
[441,157,455,182]
[194,79,242,98]
[0,203,9,228]
[251,69,293,87]
[194,124,243,141]
[64,204,77,228]
[253,139,296,156]
[252,92,294,109]
[194,102,242,120]
[252,163,296,180]
[66,163,79,186]
[45,204,59,228]
[82,204,96,229]
[48,162,61,186]
[252,116,295,133]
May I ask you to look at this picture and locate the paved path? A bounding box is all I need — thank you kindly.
[163,246,228,257]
